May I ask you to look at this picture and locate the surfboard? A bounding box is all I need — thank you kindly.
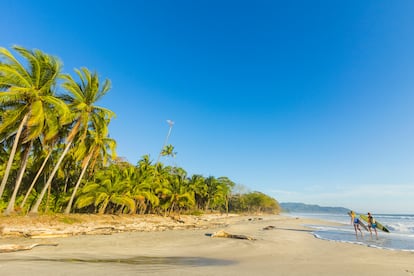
[347,211,368,231]
[359,214,390,233]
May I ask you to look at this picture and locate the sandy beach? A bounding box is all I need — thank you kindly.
[0,214,413,276]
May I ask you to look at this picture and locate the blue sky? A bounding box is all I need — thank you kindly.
[2,1,414,213]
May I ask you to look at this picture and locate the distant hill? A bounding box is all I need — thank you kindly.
[280,202,350,214]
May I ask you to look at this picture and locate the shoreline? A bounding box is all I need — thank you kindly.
[1,214,414,275]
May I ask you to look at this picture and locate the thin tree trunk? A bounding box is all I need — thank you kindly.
[63,175,69,194]
[45,180,51,213]
[64,152,92,214]
[0,114,28,199]
[225,196,229,215]
[205,198,210,212]
[29,139,73,214]
[99,198,109,214]
[20,150,52,209]
[4,141,33,215]
[169,201,176,216]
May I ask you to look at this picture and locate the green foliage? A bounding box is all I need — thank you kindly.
[0,45,281,216]
[230,191,281,214]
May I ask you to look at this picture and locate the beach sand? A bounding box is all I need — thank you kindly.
[0,214,413,275]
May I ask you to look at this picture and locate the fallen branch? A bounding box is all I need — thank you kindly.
[211,230,255,240]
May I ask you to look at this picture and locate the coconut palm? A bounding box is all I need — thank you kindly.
[19,145,52,210]
[161,144,176,157]
[134,155,160,213]
[164,167,194,214]
[64,121,116,214]
[188,174,207,210]
[0,46,69,206]
[75,165,135,214]
[3,140,33,214]
[30,67,114,214]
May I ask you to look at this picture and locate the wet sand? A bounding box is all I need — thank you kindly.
[1,215,413,275]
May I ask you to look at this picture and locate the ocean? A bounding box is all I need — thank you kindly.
[285,212,414,252]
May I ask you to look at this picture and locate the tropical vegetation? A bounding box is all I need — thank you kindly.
[0,45,280,216]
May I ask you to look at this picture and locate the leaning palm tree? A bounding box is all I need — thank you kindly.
[0,46,69,207]
[29,67,115,214]
[64,121,116,214]
[19,144,52,210]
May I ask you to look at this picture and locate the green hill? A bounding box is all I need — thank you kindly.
[280,202,350,214]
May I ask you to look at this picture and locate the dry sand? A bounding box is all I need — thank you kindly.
[0,214,413,276]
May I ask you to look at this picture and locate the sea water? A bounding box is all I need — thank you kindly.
[285,212,414,252]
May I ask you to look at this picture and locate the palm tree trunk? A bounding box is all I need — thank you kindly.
[29,139,73,214]
[225,196,229,215]
[20,150,52,210]
[4,141,33,215]
[169,201,176,216]
[0,114,28,199]
[99,198,110,214]
[64,152,92,214]
[205,198,210,212]
[45,180,51,213]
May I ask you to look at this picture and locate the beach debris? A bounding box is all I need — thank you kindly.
[211,230,255,240]
[0,243,58,253]
[262,225,276,230]
[170,215,185,224]
[29,233,70,239]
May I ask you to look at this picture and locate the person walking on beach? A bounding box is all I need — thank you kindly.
[350,211,364,238]
[367,212,378,239]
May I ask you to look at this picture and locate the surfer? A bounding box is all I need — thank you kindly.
[367,212,378,239]
[350,211,364,238]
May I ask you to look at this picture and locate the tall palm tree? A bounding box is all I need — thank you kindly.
[30,67,114,214]
[161,144,176,158]
[64,122,116,214]
[19,145,52,210]
[0,46,69,204]
[4,140,33,214]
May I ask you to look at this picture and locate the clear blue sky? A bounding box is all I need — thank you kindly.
[2,0,414,213]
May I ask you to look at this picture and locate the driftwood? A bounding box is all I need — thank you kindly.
[211,230,255,240]
[29,233,70,239]
[262,225,276,230]
[0,243,58,253]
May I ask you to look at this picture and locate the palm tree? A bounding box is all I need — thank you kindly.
[188,174,207,210]
[165,168,194,214]
[204,176,218,212]
[76,165,135,214]
[64,122,116,214]
[134,155,159,213]
[30,67,114,214]
[19,153,50,210]
[3,140,33,214]
[212,177,235,214]
[161,144,176,158]
[0,46,69,205]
